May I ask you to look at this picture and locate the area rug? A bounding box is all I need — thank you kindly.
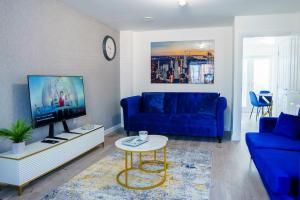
[43,141,212,200]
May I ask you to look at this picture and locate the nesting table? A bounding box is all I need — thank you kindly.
[114,135,168,190]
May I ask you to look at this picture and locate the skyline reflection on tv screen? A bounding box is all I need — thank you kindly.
[28,75,86,128]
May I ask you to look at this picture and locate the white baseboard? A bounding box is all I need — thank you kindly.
[104,123,122,135]
[231,133,241,141]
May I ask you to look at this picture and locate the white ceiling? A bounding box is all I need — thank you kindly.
[61,0,300,31]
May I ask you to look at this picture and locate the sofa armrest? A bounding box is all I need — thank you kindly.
[120,96,142,130]
[259,117,278,133]
[216,97,227,137]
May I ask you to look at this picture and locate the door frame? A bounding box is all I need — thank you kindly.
[232,31,293,141]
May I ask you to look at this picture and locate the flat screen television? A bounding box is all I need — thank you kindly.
[27,75,86,132]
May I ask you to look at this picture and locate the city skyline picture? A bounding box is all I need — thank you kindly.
[151,40,215,84]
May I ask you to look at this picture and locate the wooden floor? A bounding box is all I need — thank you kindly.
[0,128,268,200]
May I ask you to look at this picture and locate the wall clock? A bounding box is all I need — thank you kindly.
[102,35,116,61]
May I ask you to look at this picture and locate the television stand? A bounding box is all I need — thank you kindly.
[62,120,83,135]
[62,120,70,133]
[0,125,104,195]
[47,123,68,140]
[46,120,91,140]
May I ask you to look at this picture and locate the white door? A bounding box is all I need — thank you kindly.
[275,36,300,116]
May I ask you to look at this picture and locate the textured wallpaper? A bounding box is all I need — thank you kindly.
[0,0,120,152]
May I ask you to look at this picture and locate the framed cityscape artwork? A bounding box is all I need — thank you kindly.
[151,40,215,84]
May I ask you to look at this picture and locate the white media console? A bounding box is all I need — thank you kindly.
[0,125,104,195]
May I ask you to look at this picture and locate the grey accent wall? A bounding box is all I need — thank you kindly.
[0,0,120,152]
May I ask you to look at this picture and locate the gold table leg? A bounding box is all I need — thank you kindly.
[18,186,23,196]
[116,147,168,190]
[164,146,167,178]
[139,148,168,173]
[125,151,128,187]
[130,152,133,168]
[139,152,142,168]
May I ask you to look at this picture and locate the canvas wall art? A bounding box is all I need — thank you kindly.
[151,40,215,84]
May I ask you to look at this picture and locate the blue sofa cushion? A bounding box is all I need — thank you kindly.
[169,114,217,136]
[129,113,217,136]
[253,149,300,196]
[246,133,300,154]
[273,112,300,139]
[129,113,171,126]
[259,117,278,133]
[176,93,220,116]
[128,113,172,133]
[142,93,165,113]
[163,93,178,114]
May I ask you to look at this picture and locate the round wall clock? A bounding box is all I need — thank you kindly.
[102,35,116,61]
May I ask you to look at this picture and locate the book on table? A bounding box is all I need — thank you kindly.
[121,137,148,147]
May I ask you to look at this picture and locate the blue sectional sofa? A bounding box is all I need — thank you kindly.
[121,92,227,142]
[246,110,300,200]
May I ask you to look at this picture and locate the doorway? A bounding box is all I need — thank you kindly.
[241,36,290,134]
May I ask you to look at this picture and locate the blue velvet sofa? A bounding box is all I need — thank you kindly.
[121,92,227,142]
[246,110,300,200]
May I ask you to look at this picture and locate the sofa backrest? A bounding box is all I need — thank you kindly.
[142,92,220,116]
[164,93,178,113]
[176,93,220,115]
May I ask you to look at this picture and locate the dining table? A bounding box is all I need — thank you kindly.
[256,92,273,117]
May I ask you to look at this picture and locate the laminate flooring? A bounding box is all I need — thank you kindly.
[0,126,268,200]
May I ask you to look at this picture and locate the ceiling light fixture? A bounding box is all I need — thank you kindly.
[144,16,154,22]
[178,0,187,7]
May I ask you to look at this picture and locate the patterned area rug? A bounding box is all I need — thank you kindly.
[43,141,212,200]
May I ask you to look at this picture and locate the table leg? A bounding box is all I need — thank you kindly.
[125,151,128,187]
[154,150,156,161]
[18,186,23,196]
[139,152,142,168]
[116,147,168,190]
[164,146,167,178]
[130,152,133,168]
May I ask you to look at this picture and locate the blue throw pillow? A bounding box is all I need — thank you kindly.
[273,112,300,139]
[142,93,165,113]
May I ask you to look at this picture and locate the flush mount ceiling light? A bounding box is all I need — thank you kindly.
[178,0,188,7]
[144,16,154,22]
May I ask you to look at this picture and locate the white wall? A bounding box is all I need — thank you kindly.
[232,13,300,141]
[0,0,120,152]
[120,31,133,98]
[120,31,134,126]
[243,38,276,58]
[121,27,233,131]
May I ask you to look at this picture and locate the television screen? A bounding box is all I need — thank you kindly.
[28,75,86,128]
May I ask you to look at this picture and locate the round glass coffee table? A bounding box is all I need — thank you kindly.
[115,135,168,190]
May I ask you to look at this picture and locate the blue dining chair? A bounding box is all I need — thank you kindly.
[249,91,269,120]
